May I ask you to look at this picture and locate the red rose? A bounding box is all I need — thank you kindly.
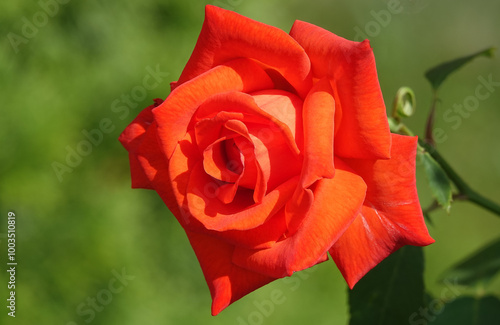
[119,5,434,315]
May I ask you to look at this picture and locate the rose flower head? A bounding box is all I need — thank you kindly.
[119,5,434,315]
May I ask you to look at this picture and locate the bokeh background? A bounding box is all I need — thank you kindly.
[1,0,499,324]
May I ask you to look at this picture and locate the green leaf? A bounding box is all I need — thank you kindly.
[428,296,500,325]
[425,47,495,90]
[441,237,500,287]
[349,246,426,325]
[420,151,453,212]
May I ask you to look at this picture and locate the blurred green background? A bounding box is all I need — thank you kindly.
[1,0,499,324]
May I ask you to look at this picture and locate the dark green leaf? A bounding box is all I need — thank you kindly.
[441,237,500,286]
[428,296,500,325]
[425,47,495,90]
[349,246,426,325]
[420,151,453,212]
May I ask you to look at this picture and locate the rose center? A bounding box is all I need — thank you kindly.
[224,139,243,175]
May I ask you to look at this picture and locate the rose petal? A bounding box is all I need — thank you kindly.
[298,77,336,188]
[174,5,312,97]
[194,111,245,151]
[202,137,241,184]
[168,130,202,226]
[251,89,304,151]
[119,99,163,189]
[284,78,336,234]
[233,163,366,278]
[289,20,391,159]
[194,91,302,156]
[203,207,288,250]
[184,161,298,232]
[329,134,435,288]
[154,58,274,159]
[120,114,193,227]
[225,120,268,203]
[184,229,276,316]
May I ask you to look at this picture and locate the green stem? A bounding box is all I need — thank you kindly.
[467,190,500,217]
[424,90,438,146]
[418,139,500,217]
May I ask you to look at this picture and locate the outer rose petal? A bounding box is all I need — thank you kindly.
[118,99,163,189]
[175,5,312,98]
[329,134,435,288]
[185,229,276,316]
[233,163,366,278]
[289,20,391,159]
[119,103,202,232]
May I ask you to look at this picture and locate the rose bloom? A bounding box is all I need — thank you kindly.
[119,5,434,315]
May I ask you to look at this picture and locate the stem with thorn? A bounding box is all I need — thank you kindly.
[418,139,500,217]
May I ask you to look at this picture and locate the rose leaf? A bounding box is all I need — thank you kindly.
[420,151,453,213]
[440,236,500,287]
[429,296,500,325]
[425,47,495,91]
[348,246,426,325]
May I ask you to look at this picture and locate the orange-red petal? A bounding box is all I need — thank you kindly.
[118,99,163,189]
[233,163,366,278]
[284,78,336,234]
[298,77,335,188]
[289,20,391,159]
[184,162,297,232]
[175,5,312,97]
[154,58,274,159]
[329,134,434,288]
[185,229,276,316]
